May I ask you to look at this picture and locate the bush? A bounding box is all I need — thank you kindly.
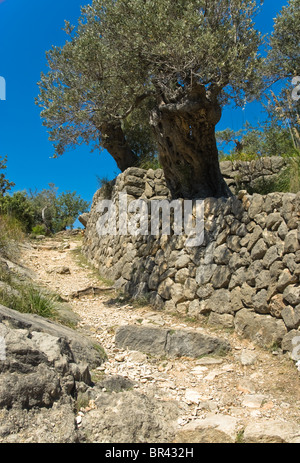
[31,224,47,236]
[0,214,24,258]
[0,191,35,233]
[0,155,15,196]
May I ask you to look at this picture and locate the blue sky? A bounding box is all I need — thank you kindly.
[0,0,289,206]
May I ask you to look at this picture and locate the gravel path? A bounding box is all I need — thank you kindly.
[21,234,300,431]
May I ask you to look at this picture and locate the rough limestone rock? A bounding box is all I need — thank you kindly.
[0,306,184,443]
[0,305,106,368]
[78,213,90,228]
[77,390,180,443]
[243,419,300,443]
[0,404,78,443]
[115,325,231,358]
[234,308,287,347]
[0,307,106,410]
[174,413,240,443]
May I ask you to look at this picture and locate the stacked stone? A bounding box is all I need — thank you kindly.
[220,156,289,194]
[83,166,300,354]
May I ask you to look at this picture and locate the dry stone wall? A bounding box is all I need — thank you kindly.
[83,162,300,353]
[220,156,290,194]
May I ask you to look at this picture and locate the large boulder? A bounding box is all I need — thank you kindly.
[243,419,300,443]
[0,305,106,368]
[234,308,287,348]
[174,413,240,443]
[77,390,180,443]
[0,306,106,410]
[115,325,231,358]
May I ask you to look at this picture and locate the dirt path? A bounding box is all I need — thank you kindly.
[21,233,300,433]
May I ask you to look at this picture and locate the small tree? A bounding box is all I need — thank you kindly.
[29,185,90,233]
[55,191,90,231]
[265,0,300,150]
[29,183,59,234]
[37,0,264,198]
[0,155,15,196]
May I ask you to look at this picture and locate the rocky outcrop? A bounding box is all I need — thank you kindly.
[83,165,300,356]
[0,305,183,443]
[0,305,105,410]
[174,414,300,443]
[0,305,106,368]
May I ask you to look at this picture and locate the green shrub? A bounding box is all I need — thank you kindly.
[0,191,35,233]
[0,214,24,258]
[31,224,47,236]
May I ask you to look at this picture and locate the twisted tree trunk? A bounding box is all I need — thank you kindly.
[150,94,232,199]
[101,121,138,172]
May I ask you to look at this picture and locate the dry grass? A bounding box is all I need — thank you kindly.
[0,214,24,259]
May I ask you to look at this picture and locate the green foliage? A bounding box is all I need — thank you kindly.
[121,101,159,166]
[96,176,114,199]
[251,151,300,195]
[264,0,300,149]
[0,155,15,196]
[31,224,47,236]
[55,191,90,231]
[28,183,58,233]
[0,182,89,235]
[266,0,300,81]
[0,214,24,258]
[37,0,263,162]
[0,265,57,319]
[0,281,58,319]
[29,184,90,233]
[0,191,35,233]
[218,118,300,194]
[217,122,297,161]
[138,153,161,170]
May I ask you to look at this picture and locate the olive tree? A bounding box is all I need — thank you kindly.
[37,0,263,198]
[265,0,300,149]
[266,0,299,81]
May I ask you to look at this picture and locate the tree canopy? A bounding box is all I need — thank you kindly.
[264,0,300,150]
[266,0,300,82]
[38,0,265,197]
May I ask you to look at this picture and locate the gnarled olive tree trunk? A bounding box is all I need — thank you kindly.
[101,121,138,172]
[150,96,232,199]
